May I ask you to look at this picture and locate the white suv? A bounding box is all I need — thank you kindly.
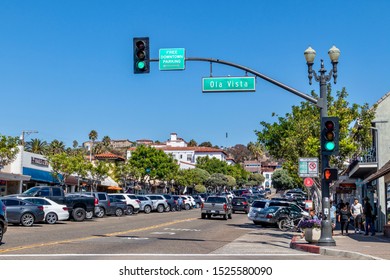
[144,195,168,213]
[107,194,140,214]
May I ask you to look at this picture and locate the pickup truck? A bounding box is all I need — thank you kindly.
[17,186,96,222]
[201,196,232,220]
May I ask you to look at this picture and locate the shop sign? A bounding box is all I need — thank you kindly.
[31,157,49,167]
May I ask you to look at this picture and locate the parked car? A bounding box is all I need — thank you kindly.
[0,197,45,226]
[250,206,304,227]
[18,197,69,224]
[248,199,308,225]
[90,192,110,218]
[136,195,153,214]
[192,194,205,208]
[144,195,168,213]
[231,197,250,214]
[180,195,194,210]
[158,194,176,211]
[107,193,140,214]
[0,199,7,244]
[107,196,127,216]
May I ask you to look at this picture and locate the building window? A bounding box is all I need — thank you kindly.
[187,154,192,162]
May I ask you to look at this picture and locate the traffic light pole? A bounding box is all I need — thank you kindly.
[309,59,337,246]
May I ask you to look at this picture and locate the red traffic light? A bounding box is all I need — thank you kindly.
[324,120,335,131]
[324,168,338,182]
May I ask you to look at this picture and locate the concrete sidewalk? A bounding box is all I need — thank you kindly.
[290,231,390,260]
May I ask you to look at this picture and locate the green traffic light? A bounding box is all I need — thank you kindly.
[137,61,146,70]
[325,141,336,151]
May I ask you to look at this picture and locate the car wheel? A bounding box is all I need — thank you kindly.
[224,214,228,220]
[157,204,164,213]
[184,203,190,210]
[45,212,58,224]
[126,206,134,215]
[144,205,152,214]
[72,208,86,222]
[207,214,211,219]
[115,208,124,217]
[201,213,206,219]
[0,224,4,243]
[228,213,232,219]
[86,211,93,219]
[21,213,35,227]
[95,207,105,218]
[232,210,236,214]
[165,205,171,212]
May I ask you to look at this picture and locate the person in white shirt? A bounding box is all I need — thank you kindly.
[350,198,363,233]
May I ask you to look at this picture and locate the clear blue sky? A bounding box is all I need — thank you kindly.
[1,0,389,148]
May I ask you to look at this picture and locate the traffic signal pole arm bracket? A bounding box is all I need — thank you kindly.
[149,57,320,108]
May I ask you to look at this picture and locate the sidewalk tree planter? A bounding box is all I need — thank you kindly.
[300,219,322,243]
[304,228,321,243]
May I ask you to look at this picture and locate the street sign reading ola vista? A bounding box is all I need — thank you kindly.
[202,77,256,92]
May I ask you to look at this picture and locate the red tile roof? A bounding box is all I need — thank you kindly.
[94,152,125,161]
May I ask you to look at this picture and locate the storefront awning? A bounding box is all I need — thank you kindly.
[364,160,390,183]
[0,171,31,181]
[23,167,60,183]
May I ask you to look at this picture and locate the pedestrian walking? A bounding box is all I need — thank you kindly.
[350,197,363,234]
[177,196,183,211]
[363,197,376,236]
[330,200,337,235]
[338,204,350,236]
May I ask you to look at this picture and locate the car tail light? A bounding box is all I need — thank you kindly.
[63,207,69,211]
[136,199,141,205]
[243,202,248,205]
[223,203,228,211]
[94,198,99,206]
[37,206,44,211]
[266,213,273,219]
[2,204,6,212]
[200,203,204,209]
[108,200,111,207]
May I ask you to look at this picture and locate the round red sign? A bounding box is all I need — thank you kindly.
[304,177,314,187]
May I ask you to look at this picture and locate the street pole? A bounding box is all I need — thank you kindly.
[305,46,340,246]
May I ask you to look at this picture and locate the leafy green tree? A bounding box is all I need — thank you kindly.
[102,136,111,150]
[89,161,110,192]
[196,156,228,175]
[247,173,265,187]
[25,138,48,154]
[194,184,206,193]
[0,134,19,168]
[47,152,78,185]
[199,141,213,147]
[205,173,229,192]
[188,139,198,147]
[271,169,294,191]
[128,145,179,185]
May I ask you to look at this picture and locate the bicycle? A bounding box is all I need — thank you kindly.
[278,215,306,232]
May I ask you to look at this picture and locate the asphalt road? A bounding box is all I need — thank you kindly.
[0,208,347,260]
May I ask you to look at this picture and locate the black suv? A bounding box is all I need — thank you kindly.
[0,199,8,244]
[231,197,250,214]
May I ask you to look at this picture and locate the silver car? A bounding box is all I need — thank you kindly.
[136,195,153,214]
[0,197,45,227]
[144,195,168,213]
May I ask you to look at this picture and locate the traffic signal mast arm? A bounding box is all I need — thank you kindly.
[149,57,320,107]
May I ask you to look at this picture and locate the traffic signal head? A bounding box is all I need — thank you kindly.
[133,37,150,74]
[323,168,338,182]
[321,117,339,155]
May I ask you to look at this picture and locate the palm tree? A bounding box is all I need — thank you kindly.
[47,140,66,155]
[247,141,265,161]
[88,130,98,161]
[25,138,48,155]
[102,136,111,151]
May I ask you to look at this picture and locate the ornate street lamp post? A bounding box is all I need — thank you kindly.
[304,45,340,246]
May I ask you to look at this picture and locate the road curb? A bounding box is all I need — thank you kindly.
[289,236,382,260]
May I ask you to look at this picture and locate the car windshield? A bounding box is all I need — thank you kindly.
[262,206,279,213]
[252,201,267,208]
[23,187,40,195]
[206,197,226,203]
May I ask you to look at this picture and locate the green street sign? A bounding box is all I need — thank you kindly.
[159,48,185,70]
[202,77,256,92]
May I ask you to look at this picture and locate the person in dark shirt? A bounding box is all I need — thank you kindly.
[363,197,375,236]
[338,204,350,236]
